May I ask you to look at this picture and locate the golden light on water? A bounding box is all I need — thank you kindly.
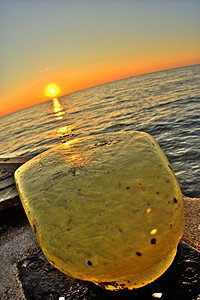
[56,113,65,120]
[63,140,73,147]
[57,125,72,138]
[51,95,75,146]
[53,98,63,113]
[58,126,68,133]
[52,97,65,120]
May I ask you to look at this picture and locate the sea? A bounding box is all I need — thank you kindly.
[0,65,199,198]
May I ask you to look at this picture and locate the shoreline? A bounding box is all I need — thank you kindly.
[182,195,200,250]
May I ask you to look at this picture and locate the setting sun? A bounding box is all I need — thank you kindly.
[45,84,60,97]
[50,88,56,95]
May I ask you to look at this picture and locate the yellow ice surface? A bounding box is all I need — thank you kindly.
[15,131,184,290]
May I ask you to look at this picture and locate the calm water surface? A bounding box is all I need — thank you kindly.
[0,65,199,197]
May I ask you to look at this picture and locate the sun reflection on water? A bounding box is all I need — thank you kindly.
[53,98,65,120]
[52,98,75,143]
[56,125,74,140]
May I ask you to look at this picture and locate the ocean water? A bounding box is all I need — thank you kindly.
[0,65,199,197]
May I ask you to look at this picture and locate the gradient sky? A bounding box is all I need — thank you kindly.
[0,0,199,117]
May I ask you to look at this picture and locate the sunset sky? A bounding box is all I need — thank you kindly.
[0,0,199,117]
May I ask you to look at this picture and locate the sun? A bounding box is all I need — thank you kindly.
[50,88,56,95]
[45,84,60,97]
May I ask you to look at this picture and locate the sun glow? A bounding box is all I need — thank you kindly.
[46,84,60,97]
[50,88,56,94]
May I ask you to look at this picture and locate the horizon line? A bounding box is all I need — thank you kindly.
[1,63,199,118]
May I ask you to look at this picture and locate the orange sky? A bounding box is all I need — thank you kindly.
[0,1,199,117]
